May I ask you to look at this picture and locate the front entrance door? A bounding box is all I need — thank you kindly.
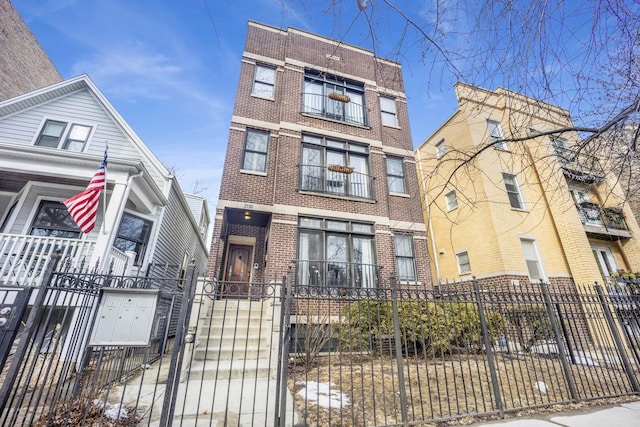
[225,244,253,296]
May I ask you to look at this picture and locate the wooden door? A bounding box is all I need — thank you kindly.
[225,245,252,296]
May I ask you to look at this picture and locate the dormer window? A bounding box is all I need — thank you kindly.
[36,120,92,152]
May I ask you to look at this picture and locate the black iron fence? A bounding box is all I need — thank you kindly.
[0,254,192,427]
[2,263,640,427]
[282,278,640,426]
[299,164,375,200]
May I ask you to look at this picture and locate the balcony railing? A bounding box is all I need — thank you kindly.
[295,259,381,289]
[577,203,631,238]
[299,164,375,200]
[301,92,367,126]
[0,234,96,286]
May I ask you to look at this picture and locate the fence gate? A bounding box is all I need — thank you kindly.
[0,253,194,427]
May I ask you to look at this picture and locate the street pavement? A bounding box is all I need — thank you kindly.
[470,400,640,426]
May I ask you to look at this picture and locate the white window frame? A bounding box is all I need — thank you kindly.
[487,119,508,150]
[592,245,618,280]
[445,190,458,211]
[34,119,94,152]
[241,129,270,173]
[520,238,546,282]
[252,64,276,99]
[435,139,446,158]
[456,251,471,275]
[550,135,571,163]
[386,156,408,195]
[380,96,398,127]
[502,173,525,210]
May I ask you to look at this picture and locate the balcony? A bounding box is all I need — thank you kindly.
[577,202,631,239]
[295,259,381,290]
[299,164,375,201]
[554,148,605,184]
[301,92,367,126]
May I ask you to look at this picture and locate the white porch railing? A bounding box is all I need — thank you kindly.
[0,234,95,286]
[108,246,135,276]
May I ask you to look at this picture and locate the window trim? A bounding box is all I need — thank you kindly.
[29,199,82,239]
[299,133,372,200]
[302,69,367,126]
[445,190,458,211]
[113,211,153,266]
[487,119,509,151]
[435,139,446,158]
[520,238,546,282]
[251,64,276,99]
[34,118,94,152]
[394,233,417,281]
[241,128,270,173]
[386,156,408,195]
[380,96,398,127]
[502,173,525,210]
[456,251,471,275]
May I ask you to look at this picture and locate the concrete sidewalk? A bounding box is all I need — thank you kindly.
[470,401,640,426]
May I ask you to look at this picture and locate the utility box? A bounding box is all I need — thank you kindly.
[89,288,159,346]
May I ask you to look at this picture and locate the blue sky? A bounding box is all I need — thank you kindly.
[13,1,627,214]
[13,0,460,212]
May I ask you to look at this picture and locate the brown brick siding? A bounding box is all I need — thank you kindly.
[210,21,433,289]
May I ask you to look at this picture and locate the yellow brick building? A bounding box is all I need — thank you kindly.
[416,83,640,288]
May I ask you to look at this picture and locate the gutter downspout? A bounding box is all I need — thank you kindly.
[100,170,144,271]
[416,150,441,282]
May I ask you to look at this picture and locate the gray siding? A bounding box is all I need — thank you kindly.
[0,89,165,185]
[151,182,208,274]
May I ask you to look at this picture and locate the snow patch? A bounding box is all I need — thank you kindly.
[295,381,350,409]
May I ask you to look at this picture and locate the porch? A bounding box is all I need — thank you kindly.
[0,233,134,286]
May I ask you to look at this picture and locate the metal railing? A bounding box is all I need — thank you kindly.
[282,277,640,426]
[577,203,629,231]
[299,164,375,200]
[0,234,95,286]
[301,92,367,125]
[294,259,381,290]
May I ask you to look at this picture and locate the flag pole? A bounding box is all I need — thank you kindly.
[102,144,108,234]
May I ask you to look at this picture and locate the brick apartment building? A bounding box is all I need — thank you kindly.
[0,0,62,101]
[208,21,431,291]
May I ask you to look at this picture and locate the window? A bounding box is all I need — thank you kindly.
[445,190,458,211]
[502,173,524,209]
[435,139,446,158]
[36,120,92,152]
[386,156,407,194]
[394,234,416,281]
[380,96,397,126]
[487,120,508,150]
[300,134,372,199]
[302,70,366,125]
[252,64,276,98]
[550,136,571,163]
[114,213,152,265]
[242,129,269,172]
[456,251,471,274]
[520,239,545,282]
[297,217,377,288]
[592,246,617,280]
[30,201,81,238]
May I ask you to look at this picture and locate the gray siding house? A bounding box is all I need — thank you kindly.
[0,75,210,284]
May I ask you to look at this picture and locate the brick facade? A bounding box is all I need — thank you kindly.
[208,21,432,291]
[0,0,62,101]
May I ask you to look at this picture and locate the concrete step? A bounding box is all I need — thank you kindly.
[187,358,275,380]
[201,315,269,328]
[193,346,272,361]
[197,333,270,347]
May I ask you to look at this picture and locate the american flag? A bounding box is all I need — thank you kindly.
[64,151,107,233]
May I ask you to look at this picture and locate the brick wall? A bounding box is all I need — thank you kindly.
[0,0,62,101]
[211,21,432,288]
